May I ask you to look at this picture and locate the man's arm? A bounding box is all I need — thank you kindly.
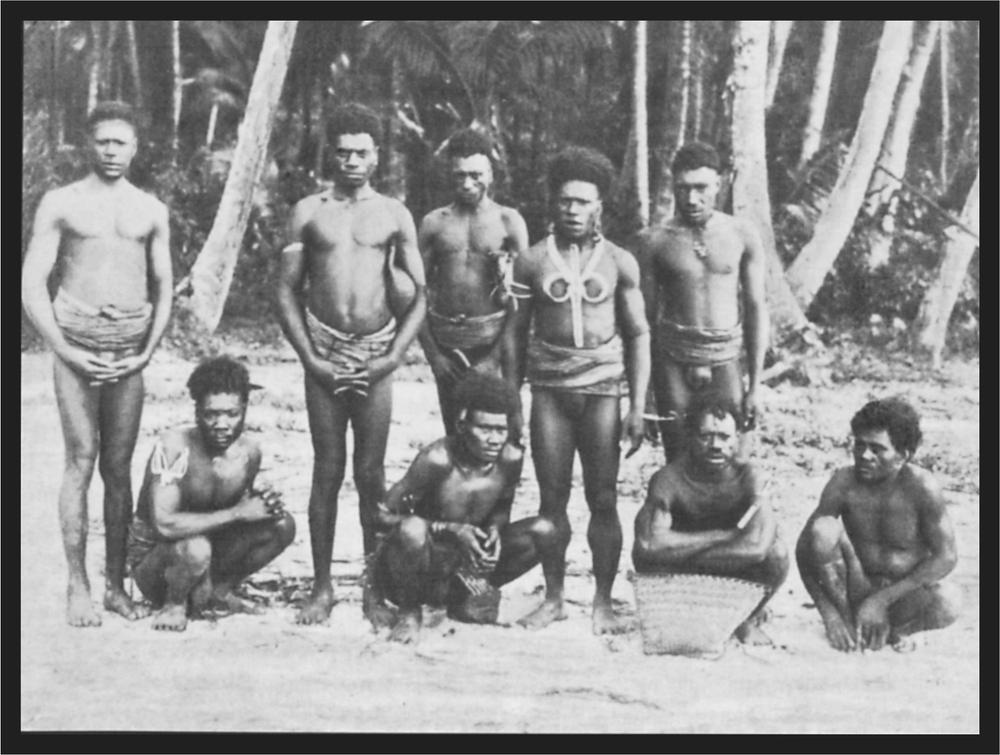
[366,202,428,383]
[110,199,173,379]
[738,219,769,427]
[414,212,460,382]
[21,191,116,382]
[615,248,651,456]
[500,250,534,440]
[794,473,850,620]
[149,438,274,540]
[377,443,449,530]
[482,444,525,560]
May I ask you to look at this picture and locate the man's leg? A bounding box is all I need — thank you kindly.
[296,373,349,624]
[433,371,461,435]
[733,536,790,645]
[52,357,103,627]
[490,517,559,587]
[133,536,212,631]
[655,358,692,462]
[203,512,296,612]
[517,389,575,629]
[888,581,963,641]
[578,394,627,635]
[350,374,393,557]
[97,370,150,620]
[379,516,433,643]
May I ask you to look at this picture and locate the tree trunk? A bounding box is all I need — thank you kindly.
[765,20,793,109]
[183,20,299,334]
[939,21,950,183]
[49,20,62,146]
[731,20,808,338]
[170,20,182,158]
[678,20,692,147]
[785,21,913,309]
[864,20,939,268]
[692,36,703,140]
[651,22,685,225]
[634,20,650,228]
[799,20,840,170]
[912,170,978,367]
[124,20,143,113]
[313,74,327,178]
[103,20,120,99]
[384,59,408,202]
[87,20,103,114]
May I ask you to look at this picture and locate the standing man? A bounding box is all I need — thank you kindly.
[22,101,173,627]
[368,373,560,643]
[632,394,788,645]
[638,142,768,460]
[417,129,529,434]
[129,357,296,632]
[276,103,427,625]
[796,398,961,652]
[504,146,650,634]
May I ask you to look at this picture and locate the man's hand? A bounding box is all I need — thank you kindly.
[307,358,367,395]
[58,347,121,384]
[254,482,286,517]
[104,353,150,382]
[481,526,502,567]
[741,389,758,431]
[623,407,645,458]
[820,607,858,652]
[428,352,463,385]
[855,595,891,651]
[232,493,275,523]
[364,354,401,384]
[452,523,489,562]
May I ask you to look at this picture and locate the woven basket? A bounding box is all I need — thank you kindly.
[629,572,768,657]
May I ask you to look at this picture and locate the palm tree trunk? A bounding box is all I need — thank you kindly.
[864,20,939,268]
[171,20,182,158]
[785,21,914,309]
[124,20,143,113]
[765,20,793,109]
[799,20,841,170]
[634,20,650,228]
[184,20,299,333]
[385,59,407,202]
[678,20,692,147]
[103,20,120,99]
[87,21,103,114]
[731,20,808,338]
[939,21,950,183]
[692,36,703,140]
[49,20,62,146]
[912,170,978,367]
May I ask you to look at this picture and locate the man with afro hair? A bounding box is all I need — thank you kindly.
[276,102,428,625]
[797,397,962,652]
[503,145,651,634]
[128,356,295,632]
[366,372,559,643]
[417,128,529,434]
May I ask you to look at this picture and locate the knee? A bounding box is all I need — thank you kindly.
[528,516,563,546]
[173,536,212,574]
[353,464,385,495]
[64,446,98,478]
[586,488,618,518]
[311,455,346,487]
[395,516,430,550]
[98,455,132,489]
[761,537,791,587]
[272,512,297,548]
[806,516,843,556]
[928,582,963,629]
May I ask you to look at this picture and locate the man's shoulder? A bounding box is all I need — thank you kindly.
[897,463,943,499]
[128,183,167,213]
[497,442,525,468]
[421,204,452,226]
[155,427,196,458]
[420,437,454,468]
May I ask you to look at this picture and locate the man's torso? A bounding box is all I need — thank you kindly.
[665,460,754,531]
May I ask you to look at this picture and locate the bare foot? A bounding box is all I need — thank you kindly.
[104,589,151,621]
[591,601,628,636]
[152,603,189,632]
[388,609,421,644]
[296,587,335,625]
[517,599,567,630]
[362,582,397,630]
[890,633,918,653]
[66,584,102,628]
[207,590,262,615]
[735,621,775,646]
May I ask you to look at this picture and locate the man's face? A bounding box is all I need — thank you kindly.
[674,167,720,225]
[459,409,508,464]
[90,119,137,180]
[332,133,378,188]
[690,412,737,470]
[852,428,908,484]
[196,392,247,453]
[451,154,493,206]
[554,180,602,241]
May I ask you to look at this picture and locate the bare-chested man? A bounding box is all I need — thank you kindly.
[366,373,559,643]
[22,101,172,627]
[418,129,529,434]
[797,398,961,652]
[128,357,295,631]
[638,142,768,461]
[276,103,427,625]
[504,147,650,634]
[632,393,788,645]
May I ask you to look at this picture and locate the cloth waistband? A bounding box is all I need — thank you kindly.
[305,308,395,364]
[659,320,742,365]
[526,333,626,396]
[428,308,506,353]
[53,288,152,354]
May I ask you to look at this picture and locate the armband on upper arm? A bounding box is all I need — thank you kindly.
[150,442,189,486]
[281,242,304,255]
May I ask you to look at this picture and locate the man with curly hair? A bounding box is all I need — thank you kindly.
[128,357,295,632]
[796,398,962,652]
[503,145,651,634]
[417,128,529,434]
[637,142,768,462]
[276,103,428,625]
[366,373,559,643]
[22,101,173,627]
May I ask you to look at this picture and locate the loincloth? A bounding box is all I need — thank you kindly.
[659,320,742,366]
[526,334,626,397]
[428,308,505,368]
[305,308,395,395]
[126,516,161,575]
[52,288,152,356]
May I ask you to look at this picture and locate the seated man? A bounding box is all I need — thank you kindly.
[632,393,788,645]
[796,398,961,652]
[366,373,559,643]
[129,356,296,631]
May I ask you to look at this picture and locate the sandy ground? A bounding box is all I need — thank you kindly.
[20,343,980,734]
